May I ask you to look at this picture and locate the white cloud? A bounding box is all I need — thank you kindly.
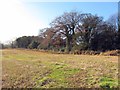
[0,0,44,44]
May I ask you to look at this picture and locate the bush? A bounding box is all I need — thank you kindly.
[73,50,101,55]
[100,50,120,56]
[28,41,40,49]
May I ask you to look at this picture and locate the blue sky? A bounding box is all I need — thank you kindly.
[25,2,118,27]
[0,0,118,43]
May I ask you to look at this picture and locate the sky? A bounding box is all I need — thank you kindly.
[0,0,118,44]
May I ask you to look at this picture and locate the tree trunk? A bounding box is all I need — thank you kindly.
[65,36,71,53]
[71,25,76,51]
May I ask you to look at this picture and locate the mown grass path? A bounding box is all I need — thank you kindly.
[2,49,118,88]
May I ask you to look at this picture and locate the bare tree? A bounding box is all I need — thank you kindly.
[38,28,56,49]
[76,14,103,50]
[50,11,84,53]
[107,13,118,30]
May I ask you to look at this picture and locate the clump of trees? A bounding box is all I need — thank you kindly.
[7,11,119,53]
[38,11,119,53]
[15,36,42,49]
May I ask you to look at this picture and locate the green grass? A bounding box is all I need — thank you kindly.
[2,49,118,88]
[99,76,118,89]
[34,62,80,88]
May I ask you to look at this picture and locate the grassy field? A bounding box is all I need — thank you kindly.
[1,49,118,88]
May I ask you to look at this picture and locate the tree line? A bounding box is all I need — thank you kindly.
[2,11,120,53]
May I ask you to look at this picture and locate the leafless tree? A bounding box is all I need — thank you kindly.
[50,11,84,52]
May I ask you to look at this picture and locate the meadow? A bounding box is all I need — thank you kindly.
[2,49,118,88]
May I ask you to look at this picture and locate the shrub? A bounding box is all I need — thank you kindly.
[101,50,120,56]
[28,41,40,49]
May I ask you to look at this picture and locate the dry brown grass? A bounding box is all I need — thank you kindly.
[2,49,118,88]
